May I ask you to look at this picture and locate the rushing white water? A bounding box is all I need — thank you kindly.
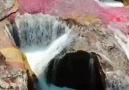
[99,0,124,7]
[101,1,124,7]
[13,13,76,90]
[24,32,73,76]
[24,31,75,90]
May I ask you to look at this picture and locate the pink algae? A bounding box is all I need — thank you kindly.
[10,0,129,33]
[18,0,56,14]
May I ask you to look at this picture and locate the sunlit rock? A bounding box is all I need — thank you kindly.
[0,48,28,90]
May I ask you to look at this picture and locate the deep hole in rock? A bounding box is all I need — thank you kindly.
[45,50,106,90]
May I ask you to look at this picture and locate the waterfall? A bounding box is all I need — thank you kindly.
[10,13,76,90]
[7,13,129,90]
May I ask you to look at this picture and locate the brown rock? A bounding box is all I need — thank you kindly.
[62,14,102,26]
[0,0,19,20]
[124,0,129,6]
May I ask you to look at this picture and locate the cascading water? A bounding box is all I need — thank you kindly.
[7,13,129,90]
[10,13,77,90]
